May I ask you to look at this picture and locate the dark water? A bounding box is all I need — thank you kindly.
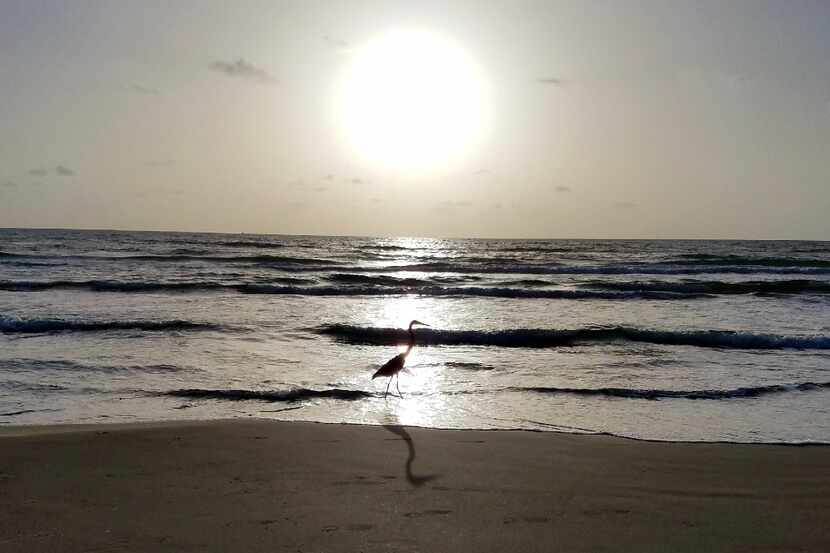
[1,228,828,442]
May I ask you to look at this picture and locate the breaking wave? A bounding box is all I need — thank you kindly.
[316,324,830,350]
[581,279,830,295]
[164,388,372,402]
[514,381,830,400]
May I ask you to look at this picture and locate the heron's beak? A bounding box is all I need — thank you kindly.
[413,320,430,327]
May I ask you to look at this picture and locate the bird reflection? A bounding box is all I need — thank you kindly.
[382,424,439,487]
[372,320,429,398]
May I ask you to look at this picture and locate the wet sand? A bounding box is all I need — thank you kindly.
[1,419,828,552]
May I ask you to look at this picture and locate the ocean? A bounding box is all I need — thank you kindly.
[1,228,828,443]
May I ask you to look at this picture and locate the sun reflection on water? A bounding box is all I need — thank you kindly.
[357,282,458,427]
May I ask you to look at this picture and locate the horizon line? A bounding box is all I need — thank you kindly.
[1,226,827,243]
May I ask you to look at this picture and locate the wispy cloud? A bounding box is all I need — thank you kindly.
[322,35,350,52]
[555,185,571,193]
[1,180,16,188]
[209,58,275,83]
[314,186,328,193]
[614,201,637,209]
[536,77,565,86]
[350,178,364,185]
[129,84,160,95]
[29,166,77,177]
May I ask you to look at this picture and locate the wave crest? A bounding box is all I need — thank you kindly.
[515,382,830,400]
[164,388,372,402]
[316,324,830,350]
[0,316,222,334]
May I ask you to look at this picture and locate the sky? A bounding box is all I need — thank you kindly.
[1,0,829,239]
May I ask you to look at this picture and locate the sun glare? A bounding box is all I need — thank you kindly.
[336,30,490,171]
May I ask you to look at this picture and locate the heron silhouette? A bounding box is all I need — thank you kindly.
[372,320,429,398]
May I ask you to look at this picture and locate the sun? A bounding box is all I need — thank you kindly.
[336,30,490,171]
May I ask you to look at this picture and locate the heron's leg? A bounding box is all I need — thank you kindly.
[396,373,403,398]
[384,377,392,398]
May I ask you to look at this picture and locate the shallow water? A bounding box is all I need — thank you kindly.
[1,229,828,442]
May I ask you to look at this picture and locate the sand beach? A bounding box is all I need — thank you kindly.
[1,419,828,552]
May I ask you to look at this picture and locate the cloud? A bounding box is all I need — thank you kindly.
[536,77,565,86]
[322,174,334,181]
[29,166,76,177]
[313,186,328,193]
[146,159,176,167]
[350,178,364,185]
[129,84,160,95]
[473,168,491,176]
[323,35,350,51]
[1,180,16,188]
[209,58,275,83]
[614,201,637,209]
[370,197,383,204]
[555,185,571,193]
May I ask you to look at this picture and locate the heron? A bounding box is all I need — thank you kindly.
[372,320,430,398]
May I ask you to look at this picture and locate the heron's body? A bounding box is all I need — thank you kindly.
[373,353,407,379]
[372,320,428,397]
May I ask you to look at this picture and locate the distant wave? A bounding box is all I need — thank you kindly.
[497,246,576,254]
[0,316,222,334]
[215,240,285,249]
[1,279,682,298]
[316,324,830,350]
[358,262,830,276]
[0,280,230,293]
[326,273,480,287]
[327,273,436,287]
[1,279,700,300]
[0,358,189,374]
[361,244,416,252]
[673,254,830,268]
[514,381,830,400]
[0,251,338,266]
[497,279,556,287]
[6,250,830,276]
[0,279,313,293]
[237,284,703,300]
[164,388,372,402]
[581,279,830,295]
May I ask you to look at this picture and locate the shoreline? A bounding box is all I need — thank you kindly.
[2,417,829,447]
[2,418,829,552]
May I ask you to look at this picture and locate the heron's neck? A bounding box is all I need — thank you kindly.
[405,326,415,354]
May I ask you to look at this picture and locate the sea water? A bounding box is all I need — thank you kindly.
[1,228,828,442]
